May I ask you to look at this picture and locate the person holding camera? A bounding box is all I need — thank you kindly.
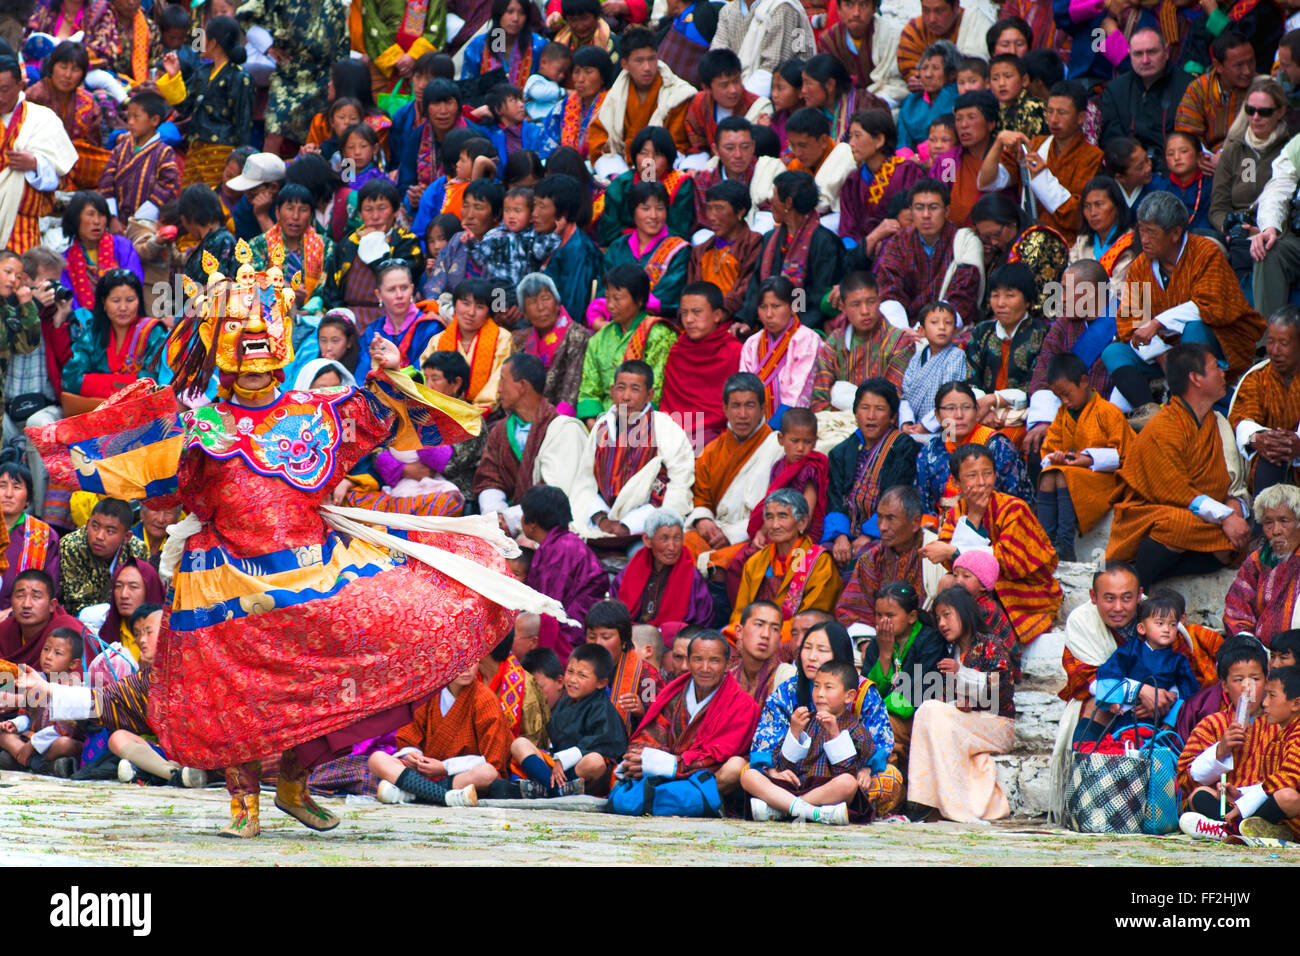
[5,248,71,520]
[1211,79,1289,236]
[1206,80,1289,299]
[0,250,44,467]
[1208,79,1289,293]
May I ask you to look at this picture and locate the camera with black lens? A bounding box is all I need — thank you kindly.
[1224,209,1256,273]
[45,281,74,303]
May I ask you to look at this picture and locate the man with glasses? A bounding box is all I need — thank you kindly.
[1099,27,1190,176]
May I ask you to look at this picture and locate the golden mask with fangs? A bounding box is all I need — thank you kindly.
[206,240,296,375]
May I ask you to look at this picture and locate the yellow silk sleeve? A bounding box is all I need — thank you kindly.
[156,70,187,106]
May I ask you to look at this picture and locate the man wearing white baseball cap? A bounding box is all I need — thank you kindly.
[227,152,287,241]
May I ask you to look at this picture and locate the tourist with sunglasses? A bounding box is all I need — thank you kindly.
[1209,78,1290,236]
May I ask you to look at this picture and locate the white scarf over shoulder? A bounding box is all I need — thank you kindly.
[594,62,697,159]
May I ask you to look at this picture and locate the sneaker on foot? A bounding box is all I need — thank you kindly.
[1240,816,1293,841]
[0,750,19,772]
[819,802,850,826]
[180,767,208,789]
[518,779,551,799]
[376,779,415,805]
[444,784,478,807]
[551,777,585,798]
[750,797,792,822]
[117,759,141,784]
[1179,811,1228,841]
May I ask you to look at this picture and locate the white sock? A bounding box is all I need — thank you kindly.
[789,797,816,821]
[1109,387,1133,414]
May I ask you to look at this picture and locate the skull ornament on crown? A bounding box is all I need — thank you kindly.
[211,240,296,375]
[166,239,298,400]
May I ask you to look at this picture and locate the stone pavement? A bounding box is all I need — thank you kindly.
[2,772,1293,866]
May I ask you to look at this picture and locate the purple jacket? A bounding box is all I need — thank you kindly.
[375,446,454,488]
[525,526,608,657]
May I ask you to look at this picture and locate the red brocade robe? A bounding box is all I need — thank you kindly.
[29,376,511,769]
[659,327,743,449]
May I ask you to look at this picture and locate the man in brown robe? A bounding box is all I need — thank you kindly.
[1107,343,1252,588]
[473,353,588,537]
[978,82,1102,244]
[586,28,695,166]
[1113,192,1265,385]
[682,372,782,561]
[1227,310,1300,493]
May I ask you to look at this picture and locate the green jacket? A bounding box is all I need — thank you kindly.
[0,298,43,419]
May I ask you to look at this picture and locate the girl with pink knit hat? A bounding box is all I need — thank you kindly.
[951,550,1020,682]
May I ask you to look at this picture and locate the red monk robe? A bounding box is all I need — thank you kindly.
[659,326,744,449]
[615,546,704,627]
[630,671,760,777]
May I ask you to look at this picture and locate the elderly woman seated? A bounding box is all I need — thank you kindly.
[515,272,591,417]
[610,509,714,629]
[730,488,840,645]
[1224,484,1300,645]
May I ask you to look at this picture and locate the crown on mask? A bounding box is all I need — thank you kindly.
[166,239,296,397]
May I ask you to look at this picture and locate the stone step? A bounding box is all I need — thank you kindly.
[996,754,1053,818]
[1061,512,1238,630]
[1007,633,1063,816]
[987,531,1240,817]
[1013,628,1066,757]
